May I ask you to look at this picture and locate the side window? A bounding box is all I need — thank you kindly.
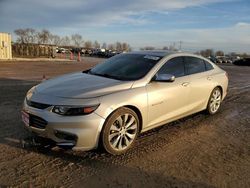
[204,60,214,71]
[184,57,206,75]
[157,57,185,78]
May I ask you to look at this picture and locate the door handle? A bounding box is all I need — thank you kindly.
[182,82,190,87]
[207,76,212,81]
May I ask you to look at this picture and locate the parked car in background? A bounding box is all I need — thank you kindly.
[233,58,250,66]
[85,49,93,56]
[216,56,233,64]
[70,48,82,54]
[96,48,106,57]
[208,56,217,63]
[224,56,233,64]
[22,51,228,155]
[56,47,66,53]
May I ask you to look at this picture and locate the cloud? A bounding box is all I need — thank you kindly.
[235,22,250,27]
[87,22,250,53]
[0,0,226,28]
[1,0,249,53]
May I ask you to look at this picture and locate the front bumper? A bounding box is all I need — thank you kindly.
[22,99,105,151]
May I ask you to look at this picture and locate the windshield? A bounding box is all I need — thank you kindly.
[89,54,162,81]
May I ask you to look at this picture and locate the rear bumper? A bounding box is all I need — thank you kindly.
[22,99,105,151]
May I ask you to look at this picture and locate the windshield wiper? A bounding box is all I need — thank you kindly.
[88,70,120,80]
[88,70,131,81]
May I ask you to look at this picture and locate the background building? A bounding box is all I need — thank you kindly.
[0,32,12,59]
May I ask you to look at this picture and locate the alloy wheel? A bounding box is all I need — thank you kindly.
[108,113,138,151]
[209,89,222,113]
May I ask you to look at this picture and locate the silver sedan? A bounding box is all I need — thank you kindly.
[22,51,228,155]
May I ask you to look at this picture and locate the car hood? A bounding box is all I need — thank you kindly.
[35,72,133,99]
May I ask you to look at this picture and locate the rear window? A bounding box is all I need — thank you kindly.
[204,60,214,71]
[184,57,206,75]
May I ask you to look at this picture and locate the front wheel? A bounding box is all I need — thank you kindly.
[101,107,139,155]
[206,87,222,115]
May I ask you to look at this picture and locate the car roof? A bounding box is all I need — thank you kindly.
[129,50,212,60]
[129,50,179,57]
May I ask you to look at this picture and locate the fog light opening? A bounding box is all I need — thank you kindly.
[54,130,77,143]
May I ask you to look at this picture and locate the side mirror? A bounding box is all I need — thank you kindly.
[153,74,175,82]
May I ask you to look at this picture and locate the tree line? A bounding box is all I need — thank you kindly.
[14,28,131,51]
[197,49,224,57]
[136,45,249,58]
[197,49,248,58]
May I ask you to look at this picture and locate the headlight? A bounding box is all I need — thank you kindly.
[52,105,99,116]
[28,86,37,94]
[26,86,36,100]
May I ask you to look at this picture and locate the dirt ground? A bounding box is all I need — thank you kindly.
[0,57,249,187]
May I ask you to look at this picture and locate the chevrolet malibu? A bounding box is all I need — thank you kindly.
[22,51,228,155]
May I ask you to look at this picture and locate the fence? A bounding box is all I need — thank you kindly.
[12,44,56,58]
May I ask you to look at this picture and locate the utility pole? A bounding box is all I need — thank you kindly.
[179,41,183,51]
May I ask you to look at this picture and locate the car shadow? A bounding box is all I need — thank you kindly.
[1,135,215,188]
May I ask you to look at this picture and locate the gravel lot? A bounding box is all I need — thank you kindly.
[0,57,249,187]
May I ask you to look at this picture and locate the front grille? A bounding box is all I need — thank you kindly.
[30,114,47,129]
[26,99,51,109]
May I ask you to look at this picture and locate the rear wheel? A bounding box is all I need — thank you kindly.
[101,107,139,155]
[206,87,222,115]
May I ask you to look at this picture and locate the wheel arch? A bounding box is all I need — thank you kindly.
[96,105,143,151]
[123,105,143,133]
[100,105,143,135]
[207,85,223,105]
[98,105,143,153]
[215,85,223,96]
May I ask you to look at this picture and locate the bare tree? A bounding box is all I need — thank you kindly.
[141,46,155,50]
[71,34,83,47]
[14,28,37,44]
[102,42,107,49]
[37,29,50,44]
[215,50,224,57]
[200,49,214,57]
[200,50,206,57]
[60,36,71,46]
[108,44,115,51]
[94,40,100,49]
[169,45,177,51]
[121,42,130,52]
[206,49,214,57]
[13,28,133,53]
[14,29,26,43]
[162,46,169,50]
[229,52,237,57]
[48,33,53,45]
[241,53,248,58]
[84,40,93,49]
[51,35,61,46]
[27,28,37,43]
[115,42,122,52]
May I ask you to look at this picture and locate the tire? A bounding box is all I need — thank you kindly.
[206,87,222,115]
[101,107,139,155]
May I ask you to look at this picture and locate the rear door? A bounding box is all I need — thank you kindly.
[146,57,191,128]
[184,56,215,112]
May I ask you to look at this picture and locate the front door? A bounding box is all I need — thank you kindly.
[146,57,190,129]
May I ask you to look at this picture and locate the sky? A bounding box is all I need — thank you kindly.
[0,0,250,53]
